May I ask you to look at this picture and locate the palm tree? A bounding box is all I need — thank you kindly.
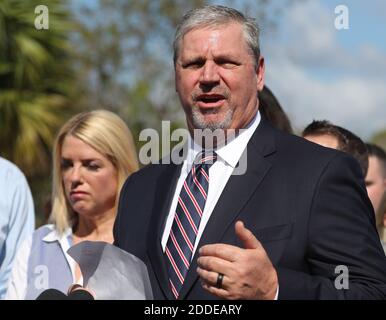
[0,0,74,176]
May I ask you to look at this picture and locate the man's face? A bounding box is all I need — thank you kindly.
[304,134,340,150]
[175,23,264,133]
[365,155,386,213]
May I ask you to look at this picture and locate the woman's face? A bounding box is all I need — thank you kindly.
[61,135,118,218]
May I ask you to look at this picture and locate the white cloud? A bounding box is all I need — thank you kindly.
[263,0,386,139]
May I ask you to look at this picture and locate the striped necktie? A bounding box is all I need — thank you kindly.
[165,151,217,299]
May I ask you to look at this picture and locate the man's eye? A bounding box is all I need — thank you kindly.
[218,61,238,69]
[183,61,204,69]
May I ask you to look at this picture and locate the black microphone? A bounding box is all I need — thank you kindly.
[67,289,94,300]
[36,289,68,300]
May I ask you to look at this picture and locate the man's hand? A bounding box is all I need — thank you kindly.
[196,221,278,300]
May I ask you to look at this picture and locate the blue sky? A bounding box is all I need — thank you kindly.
[257,0,386,138]
[329,0,386,52]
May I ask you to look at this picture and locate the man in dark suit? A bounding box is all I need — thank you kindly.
[114,5,386,299]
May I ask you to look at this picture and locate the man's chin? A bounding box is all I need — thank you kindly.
[192,113,232,131]
[193,121,226,131]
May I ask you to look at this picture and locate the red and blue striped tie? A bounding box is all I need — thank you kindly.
[165,151,217,299]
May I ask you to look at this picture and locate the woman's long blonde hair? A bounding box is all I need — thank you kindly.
[50,110,139,234]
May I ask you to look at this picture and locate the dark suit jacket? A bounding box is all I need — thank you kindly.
[114,118,386,299]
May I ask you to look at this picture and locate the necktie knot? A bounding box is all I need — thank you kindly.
[194,151,217,167]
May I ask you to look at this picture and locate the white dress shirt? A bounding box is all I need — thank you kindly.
[161,111,261,255]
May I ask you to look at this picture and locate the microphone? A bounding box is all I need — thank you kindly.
[68,289,94,300]
[36,289,68,300]
[36,287,95,300]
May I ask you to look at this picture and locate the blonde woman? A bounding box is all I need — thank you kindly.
[6,110,138,299]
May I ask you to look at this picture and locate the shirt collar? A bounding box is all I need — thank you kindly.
[42,225,72,243]
[186,111,261,168]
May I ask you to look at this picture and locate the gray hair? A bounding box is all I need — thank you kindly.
[173,5,261,67]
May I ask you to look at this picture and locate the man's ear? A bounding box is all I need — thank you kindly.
[174,64,180,93]
[256,56,265,92]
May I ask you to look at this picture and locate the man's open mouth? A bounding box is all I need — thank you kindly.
[196,94,226,107]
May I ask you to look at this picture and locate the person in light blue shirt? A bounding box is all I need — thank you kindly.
[0,157,35,299]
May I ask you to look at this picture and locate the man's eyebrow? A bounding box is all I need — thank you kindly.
[181,56,206,63]
[214,54,241,62]
[181,53,241,64]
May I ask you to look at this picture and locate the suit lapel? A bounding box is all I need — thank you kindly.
[147,163,181,300]
[179,118,277,299]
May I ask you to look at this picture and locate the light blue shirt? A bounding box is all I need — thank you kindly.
[0,157,35,299]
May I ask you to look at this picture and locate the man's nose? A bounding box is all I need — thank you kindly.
[199,61,220,85]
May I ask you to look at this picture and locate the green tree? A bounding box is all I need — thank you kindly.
[0,0,75,176]
[370,129,386,151]
[72,0,207,128]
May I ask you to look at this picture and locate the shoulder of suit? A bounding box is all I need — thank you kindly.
[269,128,345,168]
[277,129,340,154]
[132,162,170,178]
[121,162,172,191]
